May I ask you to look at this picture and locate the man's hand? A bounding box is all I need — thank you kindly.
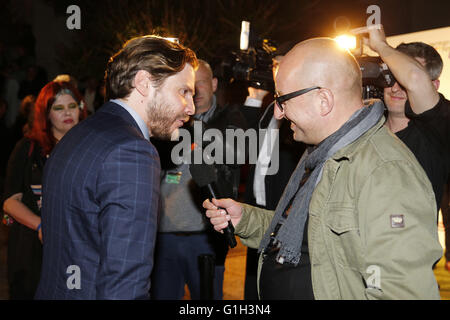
[203,198,243,233]
[248,87,270,101]
[362,24,389,54]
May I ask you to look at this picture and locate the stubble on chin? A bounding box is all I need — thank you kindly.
[145,97,180,141]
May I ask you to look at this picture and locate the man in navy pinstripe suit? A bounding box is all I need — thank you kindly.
[35,36,198,299]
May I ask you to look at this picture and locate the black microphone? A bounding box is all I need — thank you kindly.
[189,161,237,248]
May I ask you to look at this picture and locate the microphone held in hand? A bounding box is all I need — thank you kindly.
[189,162,237,248]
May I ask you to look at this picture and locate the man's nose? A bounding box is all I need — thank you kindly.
[391,81,402,93]
[186,98,195,116]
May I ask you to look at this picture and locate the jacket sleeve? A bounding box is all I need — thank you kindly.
[95,139,160,300]
[357,160,442,300]
[234,203,275,249]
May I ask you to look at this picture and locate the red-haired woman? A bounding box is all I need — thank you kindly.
[2,80,87,299]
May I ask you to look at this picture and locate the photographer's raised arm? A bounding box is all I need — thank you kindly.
[365,26,440,114]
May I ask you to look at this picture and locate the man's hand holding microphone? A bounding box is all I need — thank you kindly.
[203,198,243,234]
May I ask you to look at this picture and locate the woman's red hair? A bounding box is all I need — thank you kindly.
[26,81,87,156]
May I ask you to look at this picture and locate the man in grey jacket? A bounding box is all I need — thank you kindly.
[204,38,442,300]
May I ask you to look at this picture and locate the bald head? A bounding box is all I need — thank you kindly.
[279,38,362,97]
[274,38,364,145]
[194,59,217,114]
[197,59,214,78]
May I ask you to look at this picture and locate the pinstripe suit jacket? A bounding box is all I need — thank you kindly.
[35,101,160,299]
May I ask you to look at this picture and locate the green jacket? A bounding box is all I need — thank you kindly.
[235,117,442,300]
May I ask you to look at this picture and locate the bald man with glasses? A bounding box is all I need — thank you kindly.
[203,38,442,300]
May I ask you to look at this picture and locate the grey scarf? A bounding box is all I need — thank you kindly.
[258,101,385,265]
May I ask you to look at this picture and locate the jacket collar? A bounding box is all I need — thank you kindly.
[98,101,146,139]
[109,99,149,140]
[331,115,386,161]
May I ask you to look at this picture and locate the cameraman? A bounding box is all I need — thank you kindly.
[366,27,449,207]
[366,27,450,271]
[151,59,247,299]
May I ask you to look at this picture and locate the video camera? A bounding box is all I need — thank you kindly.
[218,21,277,92]
[358,56,396,99]
[351,25,397,100]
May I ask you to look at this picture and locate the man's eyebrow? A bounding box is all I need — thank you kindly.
[181,84,192,91]
[185,85,195,95]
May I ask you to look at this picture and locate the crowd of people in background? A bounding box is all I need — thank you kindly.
[0,41,106,198]
[0,39,105,299]
[3,81,87,299]
[0,24,449,300]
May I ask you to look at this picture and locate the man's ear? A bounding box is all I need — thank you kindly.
[318,88,334,117]
[212,77,218,93]
[432,79,440,91]
[133,70,152,97]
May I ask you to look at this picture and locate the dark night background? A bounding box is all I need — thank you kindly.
[1,0,449,86]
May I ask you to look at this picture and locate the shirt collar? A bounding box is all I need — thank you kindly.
[110,99,150,140]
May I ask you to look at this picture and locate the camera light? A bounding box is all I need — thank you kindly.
[240,21,250,51]
[334,34,357,50]
[164,37,179,44]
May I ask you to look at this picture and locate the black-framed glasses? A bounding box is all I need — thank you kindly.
[274,86,321,112]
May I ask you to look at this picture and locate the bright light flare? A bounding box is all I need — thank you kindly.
[334,34,357,50]
[240,21,250,51]
[164,37,179,44]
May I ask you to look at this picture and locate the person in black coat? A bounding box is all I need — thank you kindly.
[240,85,306,299]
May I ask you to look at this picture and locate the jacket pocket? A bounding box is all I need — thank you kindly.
[326,206,364,272]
